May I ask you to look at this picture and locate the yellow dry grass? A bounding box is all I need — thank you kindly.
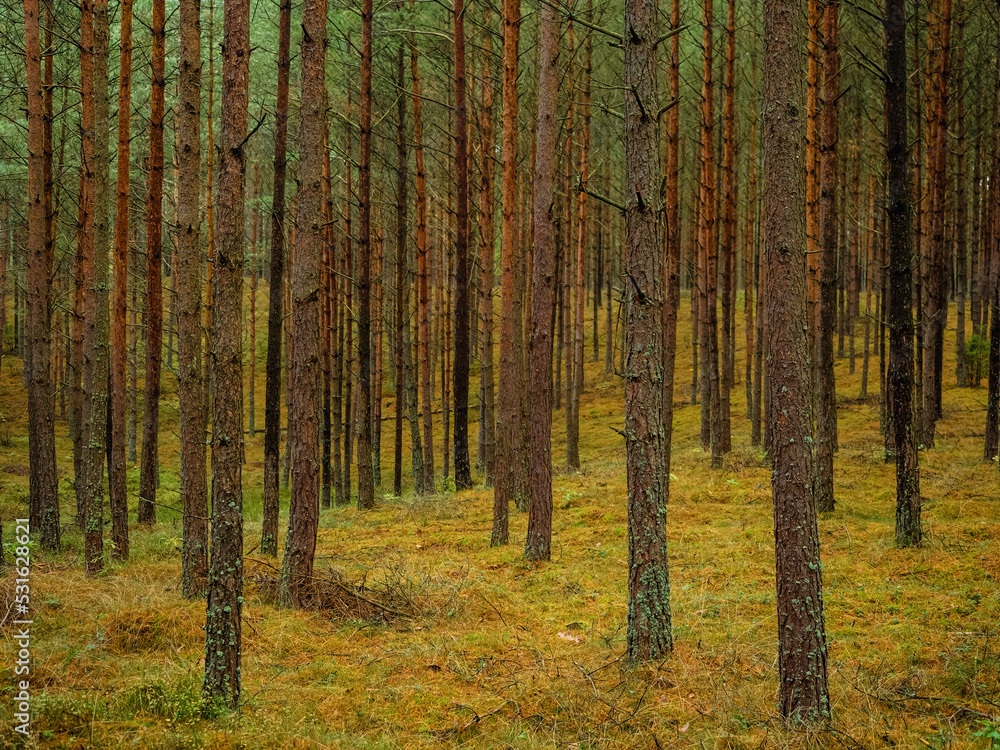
[0,291,997,749]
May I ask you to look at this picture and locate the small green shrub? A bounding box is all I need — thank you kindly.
[965,333,989,387]
[117,679,223,722]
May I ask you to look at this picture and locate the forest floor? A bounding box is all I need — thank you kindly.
[0,292,999,750]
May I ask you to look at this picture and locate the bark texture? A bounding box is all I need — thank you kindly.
[262,0,291,555]
[178,0,208,595]
[525,0,558,561]
[281,0,326,607]
[203,0,249,708]
[763,0,831,721]
[624,0,672,663]
[885,0,921,547]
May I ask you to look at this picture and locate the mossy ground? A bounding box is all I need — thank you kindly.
[0,291,998,749]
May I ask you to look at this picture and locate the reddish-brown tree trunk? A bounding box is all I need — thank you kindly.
[569,12,591,472]
[139,0,166,525]
[452,0,472,489]
[109,0,132,546]
[923,0,952,445]
[478,15,497,484]
[411,26,434,494]
[280,0,326,606]
[814,0,840,513]
[764,0,830,717]
[492,0,524,544]
[204,0,216,423]
[178,0,208,596]
[699,0,721,467]
[886,0,921,547]
[203,0,249,708]
[624,0,671,662]
[356,0,375,509]
[262,0,290,554]
[24,0,58,550]
[954,4,967,387]
[525,0,558,561]
[717,0,736,457]
[341,97,354,505]
[806,0,821,347]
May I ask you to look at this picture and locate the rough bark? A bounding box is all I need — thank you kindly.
[763,0,831,720]
[452,0,473,490]
[923,0,952,446]
[624,0,671,663]
[814,0,839,514]
[262,0,290,555]
[281,0,325,606]
[718,0,736,455]
[985,16,1000,464]
[250,162,259,439]
[953,4,966,388]
[356,0,375,510]
[525,0,558,561]
[109,0,132,540]
[569,11,591,473]
[886,0,921,547]
[178,0,208,597]
[411,24,434,495]
[139,0,166,525]
[493,0,524,544]
[203,0,249,708]
[479,16,497,484]
[24,0,58,552]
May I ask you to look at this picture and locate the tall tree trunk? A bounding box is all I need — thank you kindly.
[110,0,130,534]
[356,0,375,510]
[0,198,7,381]
[77,0,111,572]
[923,0,952,447]
[139,0,166,525]
[280,0,326,607]
[886,0,921,547]
[717,0,736,458]
[954,3,966,387]
[203,0,249,709]
[204,0,215,423]
[763,0,830,719]
[745,84,757,421]
[479,15,497,484]
[393,84,406,496]
[493,0,524,543]
[814,0,840,513]
[178,0,208,596]
[411,25,434,495]
[127,195,140,469]
[664,0,681,452]
[806,0,821,350]
[624,0,671,663]
[452,0,473,490]
[985,17,1000,464]
[321,141,333,507]
[373,224,383,488]
[262,0,290,555]
[699,0,720,467]
[250,162,259,438]
[861,165,876,398]
[970,133,982,335]
[24,0,58,551]
[341,101,354,506]
[569,12,591,472]
[525,0,558,561]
